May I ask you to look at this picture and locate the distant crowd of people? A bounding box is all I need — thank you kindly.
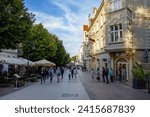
[40,67,65,84]
[67,67,78,80]
[91,67,113,84]
[91,66,127,84]
[39,66,79,84]
[38,65,127,85]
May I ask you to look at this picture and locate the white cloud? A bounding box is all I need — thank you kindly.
[32,0,100,56]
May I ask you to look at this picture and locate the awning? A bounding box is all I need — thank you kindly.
[0,55,24,65]
[0,55,34,66]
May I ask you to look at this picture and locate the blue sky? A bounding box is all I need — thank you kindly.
[24,0,102,56]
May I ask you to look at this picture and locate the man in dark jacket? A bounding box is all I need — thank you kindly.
[71,67,74,78]
[60,67,64,79]
[105,67,109,84]
[102,67,105,83]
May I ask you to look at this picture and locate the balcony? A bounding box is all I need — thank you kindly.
[88,34,95,42]
[105,41,125,52]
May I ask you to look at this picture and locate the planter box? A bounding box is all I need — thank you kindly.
[133,78,146,89]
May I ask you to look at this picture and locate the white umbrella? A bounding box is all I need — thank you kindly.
[34,59,56,66]
[19,58,35,66]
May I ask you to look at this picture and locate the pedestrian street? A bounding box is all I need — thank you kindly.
[0,70,90,100]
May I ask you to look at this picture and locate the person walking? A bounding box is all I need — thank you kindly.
[74,68,78,78]
[105,67,109,84]
[109,68,113,83]
[71,67,74,78]
[102,67,105,82]
[91,68,95,79]
[40,68,45,84]
[45,68,49,80]
[122,68,127,81]
[68,68,71,80]
[48,67,54,83]
[56,67,61,83]
[96,68,101,81]
[60,67,64,79]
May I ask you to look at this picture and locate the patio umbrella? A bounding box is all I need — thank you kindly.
[34,59,56,66]
[19,58,35,66]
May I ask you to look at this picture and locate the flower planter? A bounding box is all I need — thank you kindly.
[133,78,146,89]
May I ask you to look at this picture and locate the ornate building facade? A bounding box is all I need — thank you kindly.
[82,0,150,81]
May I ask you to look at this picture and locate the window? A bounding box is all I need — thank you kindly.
[103,14,106,23]
[110,0,122,11]
[110,23,123,42]
[110,1,114,11]
[127,0,132,7]
[144,0,150,8]
[92,29,94,34]
[100,15,103,26]
[96,21,99,32]
[94,27,96,33]
[96,39,99,50]
[100,36,104,48]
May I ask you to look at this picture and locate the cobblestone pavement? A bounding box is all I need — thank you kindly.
[0,70,89,100]
[78,70,150,100]
[0,70,150,100]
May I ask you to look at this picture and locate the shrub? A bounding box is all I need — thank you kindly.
[132,62,145,79]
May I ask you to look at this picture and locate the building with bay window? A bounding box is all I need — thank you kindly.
[82,0,150,82]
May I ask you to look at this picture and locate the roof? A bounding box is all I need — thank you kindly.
[83,25,89,31]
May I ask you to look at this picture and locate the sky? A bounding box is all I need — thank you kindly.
[24,0,102,56]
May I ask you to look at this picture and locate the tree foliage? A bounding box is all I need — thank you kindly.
[0,0,35,49]
[0,0,70,66]
[51,37,71,66]
[22,23,70,66]
[23,24,57,61]
[71,56,77,62]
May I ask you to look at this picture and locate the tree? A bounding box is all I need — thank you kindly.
[71,56,77,62]
[63,53,71,65]
[51,38,66,66]
[23,24,57,61]
[0,0,34,49]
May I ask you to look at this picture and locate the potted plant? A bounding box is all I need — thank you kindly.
[132,62,146,89]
